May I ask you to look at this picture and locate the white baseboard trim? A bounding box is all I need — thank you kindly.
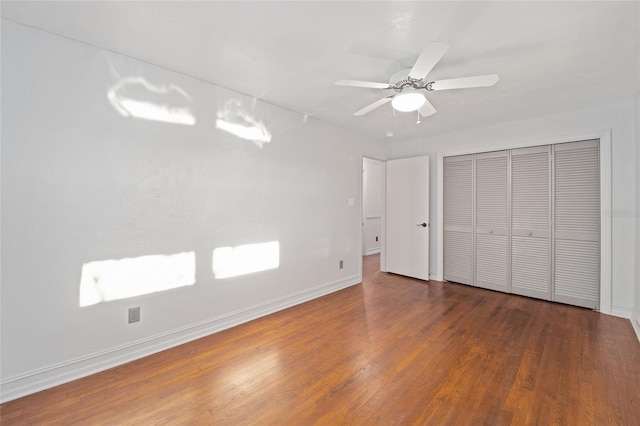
[0,274,361,403]
[364,248,380,256]
[632,311,640,344]
[610,304,633,319]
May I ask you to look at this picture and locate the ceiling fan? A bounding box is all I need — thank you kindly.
[335,42,498,119]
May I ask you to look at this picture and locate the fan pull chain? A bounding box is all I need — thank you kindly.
[416,110,421,124]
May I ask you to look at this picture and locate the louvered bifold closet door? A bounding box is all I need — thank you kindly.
[443,155,473,285]
[475,150,510,292]
[553,140,600,309]
[511,146,551,300]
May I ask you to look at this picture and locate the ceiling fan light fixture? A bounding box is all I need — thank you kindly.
[336,42,498,118]
[391,90,426,112]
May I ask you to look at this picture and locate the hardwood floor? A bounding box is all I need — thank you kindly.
[2,254,639,425]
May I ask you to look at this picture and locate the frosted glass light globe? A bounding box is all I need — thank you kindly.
[391,90,426,112]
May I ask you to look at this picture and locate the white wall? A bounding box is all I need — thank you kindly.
[633,8,640,341]
[390,102,637,317]
[362,158,382,255]
[634,89,640,340]
[0,20,388,401]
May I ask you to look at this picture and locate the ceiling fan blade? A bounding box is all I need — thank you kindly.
[354,96,394,116]
[419,98,437,117]
[408,42,449,80]
[335,79,391,89]
[430,74,499,91]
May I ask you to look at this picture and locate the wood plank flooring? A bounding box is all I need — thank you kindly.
[2,254,639,425]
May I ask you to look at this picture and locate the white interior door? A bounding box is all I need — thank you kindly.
[385,156,430,280]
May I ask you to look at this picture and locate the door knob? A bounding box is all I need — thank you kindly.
[528,232,533,236]
[489,229,494,233]
[417,223,427,227]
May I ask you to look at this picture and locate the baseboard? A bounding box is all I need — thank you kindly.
[364,248,380,256]
[631,311,640,344]
[610,304,633,318]
[0,274,361,403]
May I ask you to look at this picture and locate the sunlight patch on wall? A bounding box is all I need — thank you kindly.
[216,118,272,145]
[108,76,196,125]
[212,241,280,279]
[216,99,272,147]
[79,252,195,307]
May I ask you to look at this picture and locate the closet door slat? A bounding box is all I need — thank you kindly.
[443,155,473,285]
[553,140,600,309]
[511,146,551,300]
[475,151,510,292]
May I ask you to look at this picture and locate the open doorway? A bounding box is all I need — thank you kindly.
[362,158,384,273]
[362,155,431,280]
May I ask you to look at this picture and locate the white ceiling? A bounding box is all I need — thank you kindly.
[2,1,639,141]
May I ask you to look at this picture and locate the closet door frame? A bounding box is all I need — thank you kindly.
[436,130,612,314]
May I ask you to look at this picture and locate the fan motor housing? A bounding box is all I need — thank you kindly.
[390,69,430,91]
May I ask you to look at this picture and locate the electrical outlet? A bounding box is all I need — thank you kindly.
[339,260,344,269]
[128,307,140,324]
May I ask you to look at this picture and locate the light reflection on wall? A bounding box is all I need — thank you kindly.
[108,76,196,125]
[216,99,272,147]
[216,118,272,145]
[212,241,280,279]
[79,252,196,307]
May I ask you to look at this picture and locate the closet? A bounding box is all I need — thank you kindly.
[443,140,600,309]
